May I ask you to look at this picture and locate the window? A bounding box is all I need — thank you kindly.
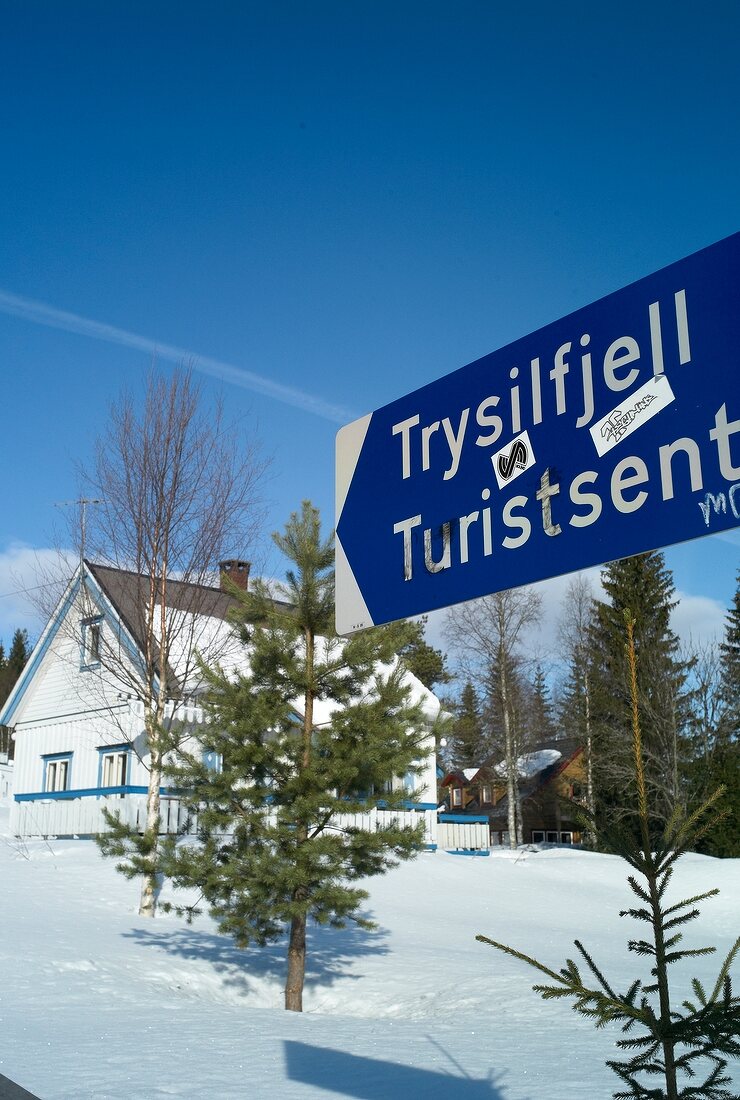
[101,751,127,787]
[546,830,559,843]
[43,753,72,793]
[481,784,492,803]
[98,745,130,796]
[451,787,462,807]
[81,616,103,669]
[203,750,222,773]
[531,830,545,843]
[560,831,573,845]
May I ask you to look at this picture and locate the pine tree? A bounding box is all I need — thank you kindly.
[448,682,485,768]
[477,615,740,1100]
[160,502,431,1011]
[590,552,691,833]
[397,616,450,692]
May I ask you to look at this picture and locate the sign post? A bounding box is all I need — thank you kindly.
[336,233,740,634]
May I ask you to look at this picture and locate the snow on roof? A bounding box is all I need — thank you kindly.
[494,748,562,779]
[463,768,479,781]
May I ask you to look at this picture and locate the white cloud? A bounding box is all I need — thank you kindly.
[671,591,726,649]
[0,543,75,644]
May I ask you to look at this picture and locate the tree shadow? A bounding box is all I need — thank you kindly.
[122,918,390,999]
[284,1041,514,1099]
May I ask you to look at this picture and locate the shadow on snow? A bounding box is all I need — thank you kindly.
[122,917,391,999]
[284,1041,513,1099]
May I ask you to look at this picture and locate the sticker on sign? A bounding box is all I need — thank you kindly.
[335,233,740,634]
[590,374,675,457]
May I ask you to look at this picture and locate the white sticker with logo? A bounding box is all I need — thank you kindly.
[590,374,675,458]
[491,429,536,490]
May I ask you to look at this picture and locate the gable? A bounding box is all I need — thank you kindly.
[1,566,145,727]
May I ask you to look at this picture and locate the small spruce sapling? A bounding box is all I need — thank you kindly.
[476,613,740,1100]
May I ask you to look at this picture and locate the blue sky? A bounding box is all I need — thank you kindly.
[0,1,738,652]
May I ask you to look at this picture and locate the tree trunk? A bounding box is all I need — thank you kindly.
[285,912,306,1012]
[500,659,518,850]
[139,713,162,918]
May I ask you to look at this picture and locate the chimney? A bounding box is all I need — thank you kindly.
[219,559,251,592]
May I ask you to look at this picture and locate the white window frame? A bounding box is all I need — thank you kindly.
[98,744,131,795]
[451,787,463,807]
[81,616,103,670]
[43,753,72,793]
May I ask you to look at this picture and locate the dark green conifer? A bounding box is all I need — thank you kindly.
[590,552,691,832]
[527,663,556,743]
[448,681,485,768]
[397,615,450,692]
[0,628,31,758]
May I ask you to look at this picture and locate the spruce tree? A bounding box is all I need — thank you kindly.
[448,681,485,768]
[477,615,740,1100]
[590,552,691,834]
[161,502,432,1011]
[527,663,556,744]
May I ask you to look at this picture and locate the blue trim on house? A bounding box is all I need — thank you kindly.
[0,562,155,727]
[439,813,489,824]
[376,799,437,812]
[446,848,491,857]
[15,784,177,802]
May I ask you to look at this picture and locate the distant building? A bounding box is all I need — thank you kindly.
[440,740,586,846]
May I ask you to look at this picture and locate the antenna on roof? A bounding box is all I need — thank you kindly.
[54,498,104,572]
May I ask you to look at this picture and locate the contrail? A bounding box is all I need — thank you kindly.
[0,288,357,425]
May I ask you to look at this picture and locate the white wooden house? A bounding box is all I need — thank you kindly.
[0,560,441,846]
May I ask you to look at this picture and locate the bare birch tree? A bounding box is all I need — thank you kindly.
[79,367,267,916]
[445,588,542,848]
[557,573,597,826]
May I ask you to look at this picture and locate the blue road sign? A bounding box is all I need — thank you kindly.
[336,233,740,634]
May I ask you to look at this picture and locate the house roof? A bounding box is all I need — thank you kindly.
[1,560,441,728]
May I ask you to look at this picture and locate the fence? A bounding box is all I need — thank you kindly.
[10,795,438,848]
[437,815,490,853]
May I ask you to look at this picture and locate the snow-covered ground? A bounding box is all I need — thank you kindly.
[0,801,737,1100]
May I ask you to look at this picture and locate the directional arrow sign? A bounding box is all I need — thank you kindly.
[336,233,740,634]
